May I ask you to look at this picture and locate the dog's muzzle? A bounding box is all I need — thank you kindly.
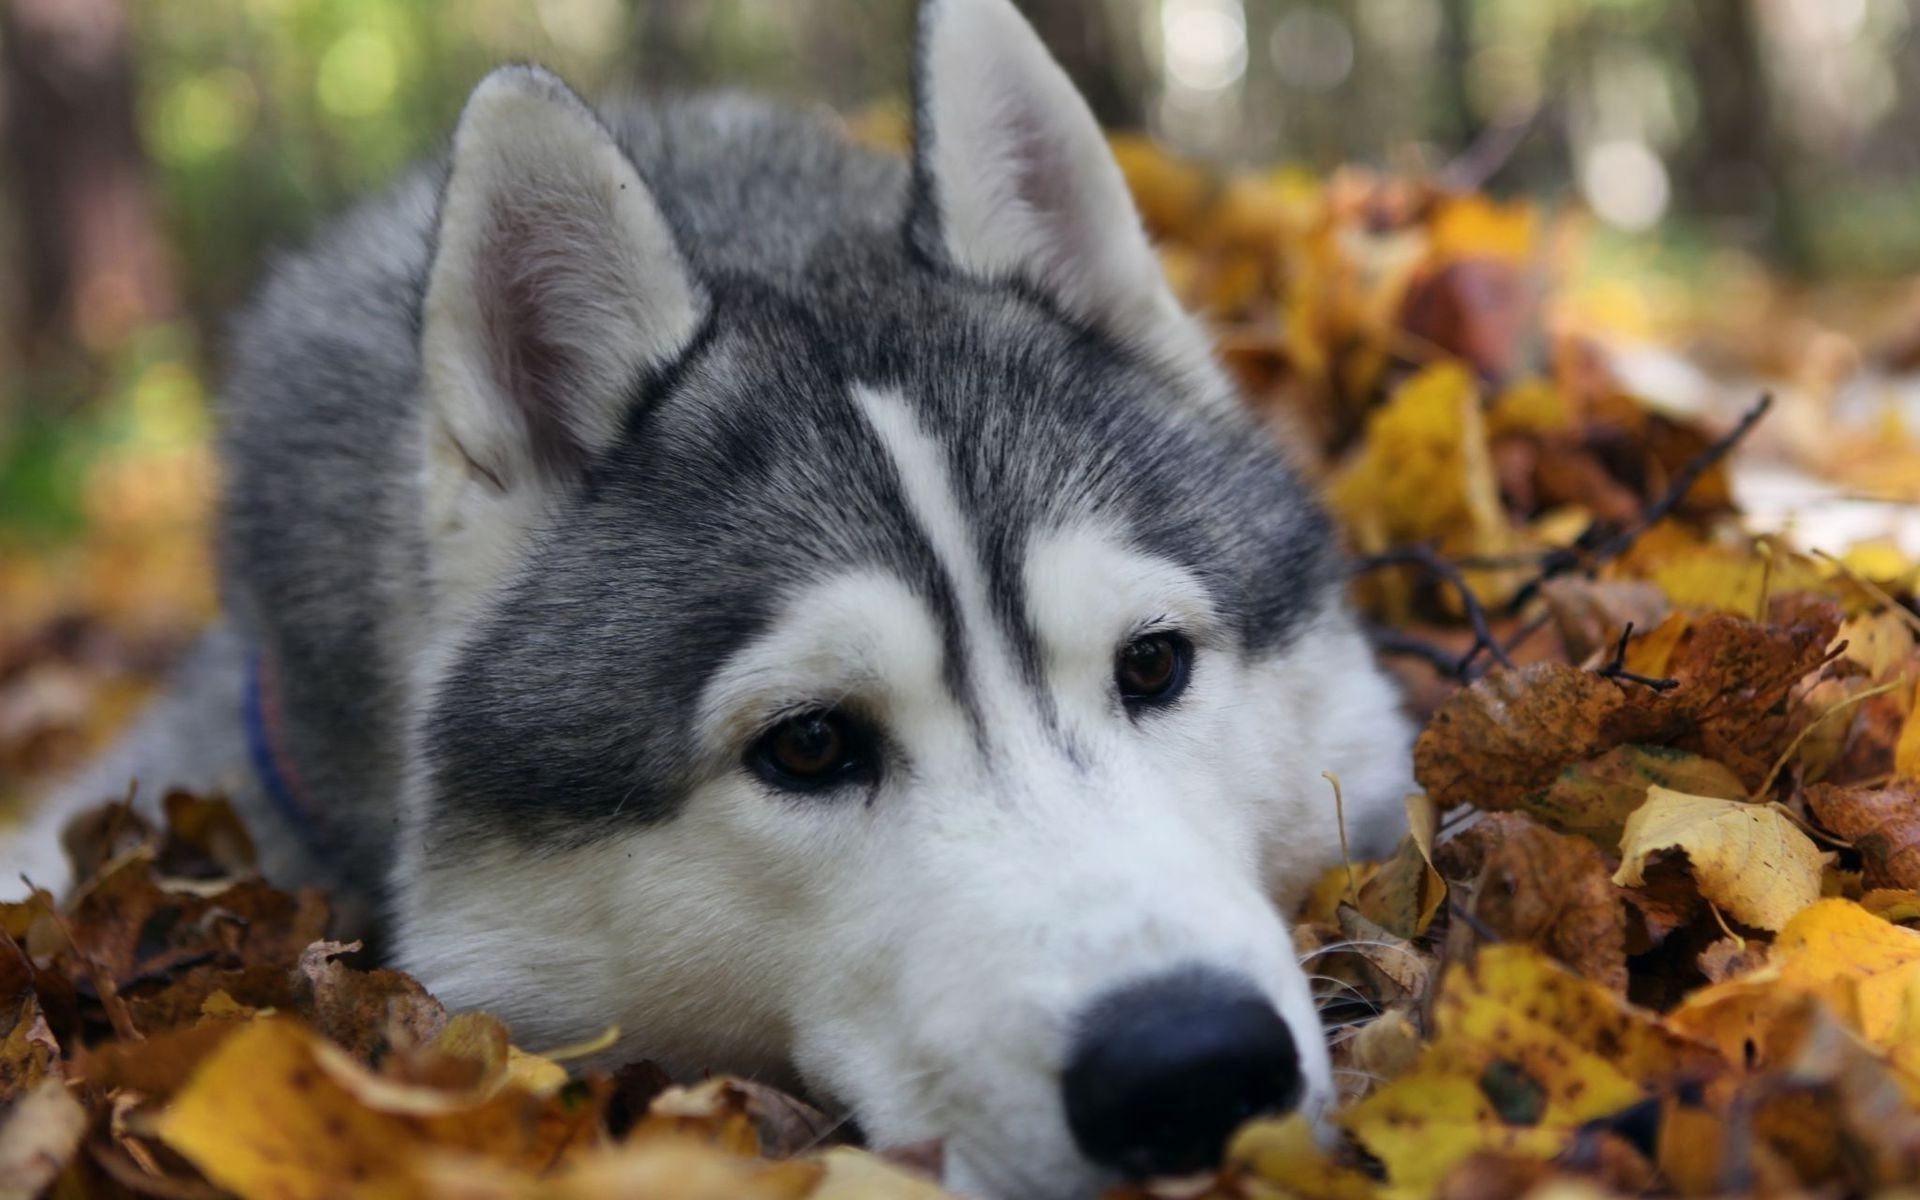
[1061,968,1303,1179]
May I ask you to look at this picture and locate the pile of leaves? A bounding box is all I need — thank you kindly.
[5,144,1920,1198]
[1,793,949,1198]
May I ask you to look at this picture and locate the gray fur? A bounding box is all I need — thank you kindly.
[200,89,1341,885]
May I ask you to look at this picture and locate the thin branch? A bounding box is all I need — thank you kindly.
[1357,544,1515,675]
[1508,392,1774,613]
[1593,622,1678,692]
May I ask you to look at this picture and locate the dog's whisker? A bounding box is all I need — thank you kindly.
[1300,938,1410,961]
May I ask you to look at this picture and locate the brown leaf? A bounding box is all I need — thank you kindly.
[1437,813,1627,992]
[1415,601,1843,811]
[1698,936,1769,984]
[1806,780,1920,890]
[153,791,257,881]
[295,940,447,1064]
[1414,663,1666,812]
[1523,744,1746,847]
[1356,797,1446,939]
[1538,578,1670,666]
[0,934,60,1106]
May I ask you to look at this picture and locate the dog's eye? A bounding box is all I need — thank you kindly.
[747,710,875,791]
[1116,632,1191,709]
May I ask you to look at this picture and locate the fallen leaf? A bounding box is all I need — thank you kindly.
[1806,780,1920,889]
[1522,744,1746,847]
[1436,813,1626,991]
[1900,677,1920,780]
[152,1017,605,1196]
[1225,1114,1378,1200]
[1613,787,1824,931]
[422,1137,827,1200]
[297,939,447,1064]
[1668,899,1920,1067]
[1341,945,1716,1195]
[1355,795,1446,939]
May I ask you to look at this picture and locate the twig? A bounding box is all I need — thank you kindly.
[1324,771,1360,906]
[1448,897,1504,944]
[1507,392,1775,613]
[1367,624,1468,677]
[1593,622,1678,692]
[1357,544,1515,676]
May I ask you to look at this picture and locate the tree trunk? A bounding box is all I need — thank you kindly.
[1,0,174,375]
[1679,0,1810,271]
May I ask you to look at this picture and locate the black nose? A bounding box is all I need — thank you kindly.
[1061,970,1303,1179]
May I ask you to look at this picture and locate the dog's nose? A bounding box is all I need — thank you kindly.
[1061,970,1303,1179]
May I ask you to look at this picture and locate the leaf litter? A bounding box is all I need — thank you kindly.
[4,141,1920,1198]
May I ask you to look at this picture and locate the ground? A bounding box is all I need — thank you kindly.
[2,145,1920,1199]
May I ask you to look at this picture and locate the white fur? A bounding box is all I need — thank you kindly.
[393,381,1412,1199]
[917,0,1223,395]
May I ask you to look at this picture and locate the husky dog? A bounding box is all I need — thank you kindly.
[2,0,1411,1193]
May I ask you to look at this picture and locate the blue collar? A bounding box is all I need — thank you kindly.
[242,651,319,843]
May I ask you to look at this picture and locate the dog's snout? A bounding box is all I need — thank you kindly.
[1061,970,1303,1179]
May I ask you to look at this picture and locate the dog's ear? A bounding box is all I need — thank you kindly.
[424,65,704,487]
[420,65,704,601]
[910,0,1211,377]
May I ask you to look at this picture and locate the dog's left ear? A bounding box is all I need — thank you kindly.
[910,0,1212,378]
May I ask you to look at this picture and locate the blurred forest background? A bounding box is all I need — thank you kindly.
[5,0,1920,538]
[3,0,1920,800]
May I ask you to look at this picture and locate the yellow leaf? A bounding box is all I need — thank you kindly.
[1898,677,1920,781]
[1838,609,1917,679]
[812,1147,957,1199]
[1488,378,1572,438]
[1227,1115,1378,1200]
[1613,787,1823,931]
[1330,363,1507,559]
[1669,899,1920,1062]
[152,1018,602,1199]
[423,1138,827,1200]
[1341,945,1714,1196]
[1428,194,1537,265]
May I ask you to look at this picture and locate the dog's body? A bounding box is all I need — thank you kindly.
[2,3,1412,1194]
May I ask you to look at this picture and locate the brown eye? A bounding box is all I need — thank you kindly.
[1116,633,1191,709]
[748,710,876,792]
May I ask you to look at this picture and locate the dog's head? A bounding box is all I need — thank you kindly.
[392,3,1411,1195]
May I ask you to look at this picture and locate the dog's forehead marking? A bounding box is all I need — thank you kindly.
[694,569,948,748]
[851,384,1048,756]
[1021,525,1220,666]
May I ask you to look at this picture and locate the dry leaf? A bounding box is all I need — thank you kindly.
[1613,787,1824,931]
[1439,814,1627,991]
[1522,744,1746,848]
[1806,780,1920,889]
[1340,944,1716,1196]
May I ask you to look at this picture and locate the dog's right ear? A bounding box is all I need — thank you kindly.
[420,65,704,601]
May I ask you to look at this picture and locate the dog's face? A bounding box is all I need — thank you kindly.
[391,4,1411,1196]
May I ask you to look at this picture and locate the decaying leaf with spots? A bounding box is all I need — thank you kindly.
[1436,813,1627,993]
[1521,744,1746,847]
[1415,601,1843,813]
[1806,780,1920,890]
[1613,787,1824,932]
[1340,944,1718,1196]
